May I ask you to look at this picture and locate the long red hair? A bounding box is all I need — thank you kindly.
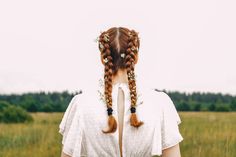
[98,27,144,133]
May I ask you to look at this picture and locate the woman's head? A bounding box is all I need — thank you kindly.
[98,27,144,133]
[99,27,139,75]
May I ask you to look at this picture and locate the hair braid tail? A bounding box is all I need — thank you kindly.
[100,32,118,133]
[126,30,144,128]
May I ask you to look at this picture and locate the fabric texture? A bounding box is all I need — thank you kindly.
[59,79,183,157]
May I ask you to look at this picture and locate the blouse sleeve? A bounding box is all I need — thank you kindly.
[58,94,84,157]
[160,92,183,150]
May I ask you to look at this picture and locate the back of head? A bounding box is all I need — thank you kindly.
[97,27,144,134]
[98,27,140,75]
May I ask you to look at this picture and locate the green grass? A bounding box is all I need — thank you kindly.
[0,113,63,157]
[0,112,235,157]
[179,112,236,157]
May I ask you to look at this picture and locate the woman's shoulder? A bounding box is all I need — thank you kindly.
[135,77,171,101]
[70,86,102,112]
[138,83,169,100]
[61,91,89,117]
[140,85,175,110]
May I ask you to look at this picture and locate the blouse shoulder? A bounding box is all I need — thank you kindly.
[58,93,86,156]
[59,94,82,137]
[156,91,181,125]
[150,90,183,156]
[148,89,180,122]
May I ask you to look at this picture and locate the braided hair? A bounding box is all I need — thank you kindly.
[98,27,143,134]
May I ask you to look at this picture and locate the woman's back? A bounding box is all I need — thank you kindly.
[59,79,183,157]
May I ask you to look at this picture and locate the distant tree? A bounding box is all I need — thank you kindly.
[0,106,33,123]
[0,101,10,111]
[26,103,38,112]
[209,103,216,111]
[230,99,236,111]
[215,105,230,112]
[193,103,201,111]
[41,104,53,112]
[177,102,191,111]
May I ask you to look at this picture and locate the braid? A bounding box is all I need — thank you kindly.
[98,27,143,134]
[99,31,117,133]
[126,30,144,127]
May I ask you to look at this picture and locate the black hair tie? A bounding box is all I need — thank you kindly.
[107,107,113,115]
[130,106,136,113]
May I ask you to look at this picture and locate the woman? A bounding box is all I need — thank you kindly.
[59,27,184,157]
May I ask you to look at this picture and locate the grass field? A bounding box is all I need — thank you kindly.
[0,113,62,157]
[0,112,235,157]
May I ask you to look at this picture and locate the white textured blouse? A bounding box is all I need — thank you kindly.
[59,79,183,157]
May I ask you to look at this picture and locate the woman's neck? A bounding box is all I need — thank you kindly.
[112,69,129,85]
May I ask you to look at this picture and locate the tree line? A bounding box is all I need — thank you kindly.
[0,90,81,123]
[162,89,236,111]
[0,89,236,113]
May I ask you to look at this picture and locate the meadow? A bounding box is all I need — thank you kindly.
[0,112,235,157]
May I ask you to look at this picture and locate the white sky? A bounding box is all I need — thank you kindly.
[0,0,235,95]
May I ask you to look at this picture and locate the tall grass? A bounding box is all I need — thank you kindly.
[0,113,63,157]
[179,112,236,157]
[0,112,235,157]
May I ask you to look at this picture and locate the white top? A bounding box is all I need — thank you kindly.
[59,78,183,157]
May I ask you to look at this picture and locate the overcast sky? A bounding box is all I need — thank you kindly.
[0,0,235,95]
